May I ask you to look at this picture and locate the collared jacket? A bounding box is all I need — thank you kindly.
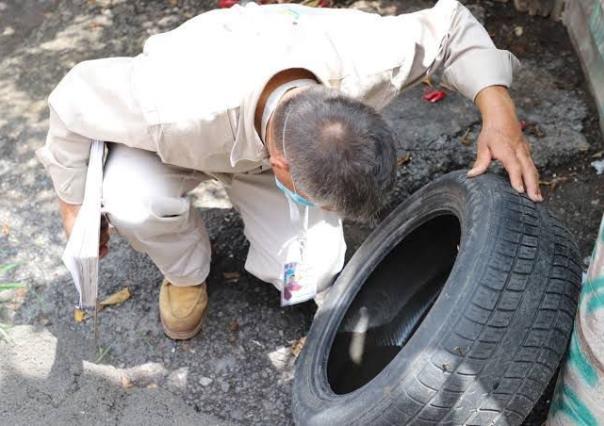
[37,0,520,204]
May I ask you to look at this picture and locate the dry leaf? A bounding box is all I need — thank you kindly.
[1,223,9,236]
[74,308,87,322]
[539,176,569,192]
[523,122,545,138]
[99,287,131,308]
[460,128,473,146]
[396,154,411,167]
[223,272,240,283]
[291,336,306,358]
[146,383,158,389]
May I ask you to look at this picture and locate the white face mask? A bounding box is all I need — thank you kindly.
[261,79,318,212]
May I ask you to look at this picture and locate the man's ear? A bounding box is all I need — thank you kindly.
[269,153,289,172]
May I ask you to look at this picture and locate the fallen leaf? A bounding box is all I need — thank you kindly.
[539,176,569,192]
[460,128,473,146]
[222,272,240,283]
[74,308,87,322]
[99,287,131,308]
[1,223,9,236]
[291,336,306,358]
[592,150,604,159]
[146,383,158,389]
[522,121,545,138]
[397,154,411,166]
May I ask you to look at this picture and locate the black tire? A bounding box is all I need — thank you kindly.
[293,171,581,426]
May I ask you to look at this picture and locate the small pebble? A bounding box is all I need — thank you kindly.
[199,377,213,387]
[591,160,604,175]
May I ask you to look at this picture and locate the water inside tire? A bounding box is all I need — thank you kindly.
[327,214,461,394]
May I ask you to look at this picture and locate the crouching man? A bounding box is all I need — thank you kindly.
[37,0,541,340]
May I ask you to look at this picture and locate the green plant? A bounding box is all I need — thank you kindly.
[0,263,24,341]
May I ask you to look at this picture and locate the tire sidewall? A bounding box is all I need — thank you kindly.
[294,171,503,425]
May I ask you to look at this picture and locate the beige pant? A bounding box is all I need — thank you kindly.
[102,144,346,294]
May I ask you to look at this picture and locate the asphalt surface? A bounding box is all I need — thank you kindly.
[0,0,601,425]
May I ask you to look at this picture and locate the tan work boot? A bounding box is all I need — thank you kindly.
[159,279,208,340]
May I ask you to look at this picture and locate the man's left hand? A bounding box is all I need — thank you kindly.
[470,86,543,202]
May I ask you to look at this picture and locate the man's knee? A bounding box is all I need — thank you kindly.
[244,234,346,293]
[104,189,195,240]
[313,244,346,292]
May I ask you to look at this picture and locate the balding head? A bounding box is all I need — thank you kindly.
[270,86,396,221]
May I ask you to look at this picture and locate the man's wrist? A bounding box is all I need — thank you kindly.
[475,85,519,129]
[58,198,81,218]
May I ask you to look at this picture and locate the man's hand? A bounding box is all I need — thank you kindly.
[58,199,109,258]
[470,86,543,202]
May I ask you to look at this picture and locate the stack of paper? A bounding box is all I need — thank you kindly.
[62,140,105,309]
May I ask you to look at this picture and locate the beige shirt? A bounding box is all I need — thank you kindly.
[37,0,520,204]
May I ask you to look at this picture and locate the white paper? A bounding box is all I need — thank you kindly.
[61,140,105,309]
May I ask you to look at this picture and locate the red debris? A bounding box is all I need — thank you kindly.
[218,0,238,8]
[422,88,447,103]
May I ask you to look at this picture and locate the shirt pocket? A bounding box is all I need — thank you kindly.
[154,111,237,171]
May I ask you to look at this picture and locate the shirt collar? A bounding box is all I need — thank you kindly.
[260,78,317,143]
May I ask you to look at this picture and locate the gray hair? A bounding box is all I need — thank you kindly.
[271,86,397,222]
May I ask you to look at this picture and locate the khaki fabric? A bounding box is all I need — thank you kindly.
[36,0,519,204]
[102,144,345,290]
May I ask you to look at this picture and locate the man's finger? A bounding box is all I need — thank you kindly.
[467,143,492,177]
[517,149,543,202]
[498,150,524,193]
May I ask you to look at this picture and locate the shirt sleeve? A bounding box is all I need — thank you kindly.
[401,0,521,102]
[36,57,151,204]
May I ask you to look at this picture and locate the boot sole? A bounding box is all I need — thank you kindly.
[160,308,207,340]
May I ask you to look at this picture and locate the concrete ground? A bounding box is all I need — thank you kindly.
[0,0,602,425]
